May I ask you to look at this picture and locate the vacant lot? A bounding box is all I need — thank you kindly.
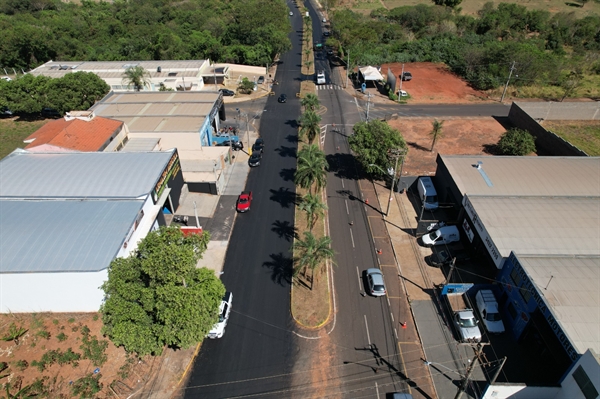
[542,120,600,156]
[0,118,48,159]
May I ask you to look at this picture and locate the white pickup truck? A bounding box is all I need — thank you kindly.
[442,284,482,342]
[316,71,326,85]
[475,289,505,334]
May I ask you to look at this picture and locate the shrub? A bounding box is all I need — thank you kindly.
[388,89,398,101]
[57,333,68,342]
[80,329,108,367]
[71,374,102,399]
[1,323,28,345]
[497,128,536,155]
[52,319,59,325]
[14,360,28,371]
[68,318,76,323]
[36,330,50,340]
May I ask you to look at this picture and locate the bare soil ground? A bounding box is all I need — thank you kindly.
[382,62,492,104]
[386,118,509,176]
[0,313,155,398]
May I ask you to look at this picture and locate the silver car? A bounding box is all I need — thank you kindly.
[365,268,386,296]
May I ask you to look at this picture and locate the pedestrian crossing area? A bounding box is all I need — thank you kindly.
[316,84,343,90]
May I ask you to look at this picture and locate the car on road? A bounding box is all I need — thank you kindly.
[323,31,330,37]
[289,11,293,16]
[252,138,264,153]
[207,292,233,339]
[248,151,262,167]
[257,76,265,84]
[453,310,481,342]
[236,191,252,212]
[401,71,412,81]
[41,108,61,118]
[219,88,235,96]
[365,268,386,296]
[278,94,287,103]
[327,49,334,57]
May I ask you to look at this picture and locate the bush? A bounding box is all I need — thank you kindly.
[71,374,102,399]
[35,330,50,340]
[57,332,68,342]
[388,89,398,101]
[497,128,536,155]
[80,329,108,367]
[14,360,28,371]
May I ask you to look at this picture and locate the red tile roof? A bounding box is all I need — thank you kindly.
[25,116,124,152]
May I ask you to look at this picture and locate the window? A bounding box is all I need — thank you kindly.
[572,366,599,399]
[507,303,517,320]
[519,286,532,303]
[510,267,522,286]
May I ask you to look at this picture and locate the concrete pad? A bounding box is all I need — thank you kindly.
[177,192,219,218]
[196,240,229,275]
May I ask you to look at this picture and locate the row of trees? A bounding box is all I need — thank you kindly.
[0,72,110,115]
[0,0,292,70]
[329,3,600,92]
[292,94,333,289]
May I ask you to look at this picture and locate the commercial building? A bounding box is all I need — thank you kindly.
[0,149,183,312]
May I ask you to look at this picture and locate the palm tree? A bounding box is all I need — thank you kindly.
[293,232,334,290]
[430,119,444,152]
[301,93,320,112]
[298,110,321,144]
[304,48,311,61]
[122,66,151,92]
[299,193,327,231]
[303,60,313,79]
[294,144,328,194]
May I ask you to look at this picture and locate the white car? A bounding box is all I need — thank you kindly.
[207,292,232,339]
[453,310,482,342]
[1,76,11,82]
[289,11,293,16]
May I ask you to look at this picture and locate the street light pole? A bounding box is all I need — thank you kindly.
[236,108,251,154]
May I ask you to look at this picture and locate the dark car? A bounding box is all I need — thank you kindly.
[327,49,334,57]
[248,152,262,167]
[236,191,252,212]
[323,31,330,37]
[278,94,287,103]
[252,138,265,153]
[41,108,61,118]
[257,76,265,84]
[216,139,243,150]
[401,72,412,81]
[219,88,235,96]
[1,106,13,117]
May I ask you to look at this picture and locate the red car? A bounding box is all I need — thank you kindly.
[236,191,252,212]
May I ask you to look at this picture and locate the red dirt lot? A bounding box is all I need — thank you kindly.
[386,118,509,176]
[382,62,491,104]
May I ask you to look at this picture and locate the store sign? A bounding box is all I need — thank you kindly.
[152,152,180,203]
[462,219,475,243]
[462,195,503,268]
[512,255,578,361]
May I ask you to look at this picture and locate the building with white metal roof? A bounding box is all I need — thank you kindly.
[0,149,185,312]
[28,60,212,92]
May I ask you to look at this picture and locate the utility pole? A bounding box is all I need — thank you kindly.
[366,92,372,121]
[398,63,405,95]
[345,50,350,89]
[385,148,406,217]
[500,61,516,103]
[454,343,486,399]
[490,357,507,385]
[445,257,457,285]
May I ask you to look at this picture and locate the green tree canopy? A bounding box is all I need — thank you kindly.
[348,120,407,178]
[497,128,536,156]
[293,232,334,290]
[298,110,321,144]
[294,144,328,194]
[298,193,328,231]
[301,93,320,112]
[101,227,224,355]
[122,66,151,92]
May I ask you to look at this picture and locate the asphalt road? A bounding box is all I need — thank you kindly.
[183,6,304,398]
[354,102,511,122]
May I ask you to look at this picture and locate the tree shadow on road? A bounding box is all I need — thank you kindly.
[285,134,298,143]
[271,220,298,242]
[263,252,294,286]
[269,187,299,208]
[275,145,297,158]
[279,167,296,182]
[326,153,362,180]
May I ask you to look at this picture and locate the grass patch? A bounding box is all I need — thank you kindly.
[0,118,49,159]
[542,121,600,155]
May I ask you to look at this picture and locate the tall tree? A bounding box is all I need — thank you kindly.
[294,144,328,194]
[101,227,224,355]
[301,93,320,112]
[293,232,334,290]
[298,193,328,231]
[298,110,321,144]
[430,119,444,152]
[122,66,151,92]
[348,120,407,178]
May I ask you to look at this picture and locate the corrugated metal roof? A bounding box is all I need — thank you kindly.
[29,60,211,77]
[122,138,160,152]
[518,255,600,356]
[441,156,600,197]
[0,150,174,198]
[469,196,600,257]
[0,200,143,273]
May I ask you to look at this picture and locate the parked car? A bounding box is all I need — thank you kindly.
[401,72,412,81]
[252,138,264,153]
[1,106,13,117]
[219,88,235,96]
[216,139,243,150]
[207,292,233,339]
[327,49,334,57]
[248,151,262,167]
[323,31,330,37]
[1,76,11,82]
[422,225,460,246]
[236,191,252,212]
[365,268,386,297]
[257,76,265,84]
[289,11,293,16]
[41,108,61,118]
[278,94,287,103]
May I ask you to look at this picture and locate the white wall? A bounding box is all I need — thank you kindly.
[482,384,559,399]
[556,350,600,399]
[0,270,108,313]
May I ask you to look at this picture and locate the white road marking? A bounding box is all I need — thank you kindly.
[364,315,371,345]
[390,312,394,323]
[350,228,355,248]
[375,382,380,399]
[356,266,361,291]
[341,178,345,188]
[345,199,349,214]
